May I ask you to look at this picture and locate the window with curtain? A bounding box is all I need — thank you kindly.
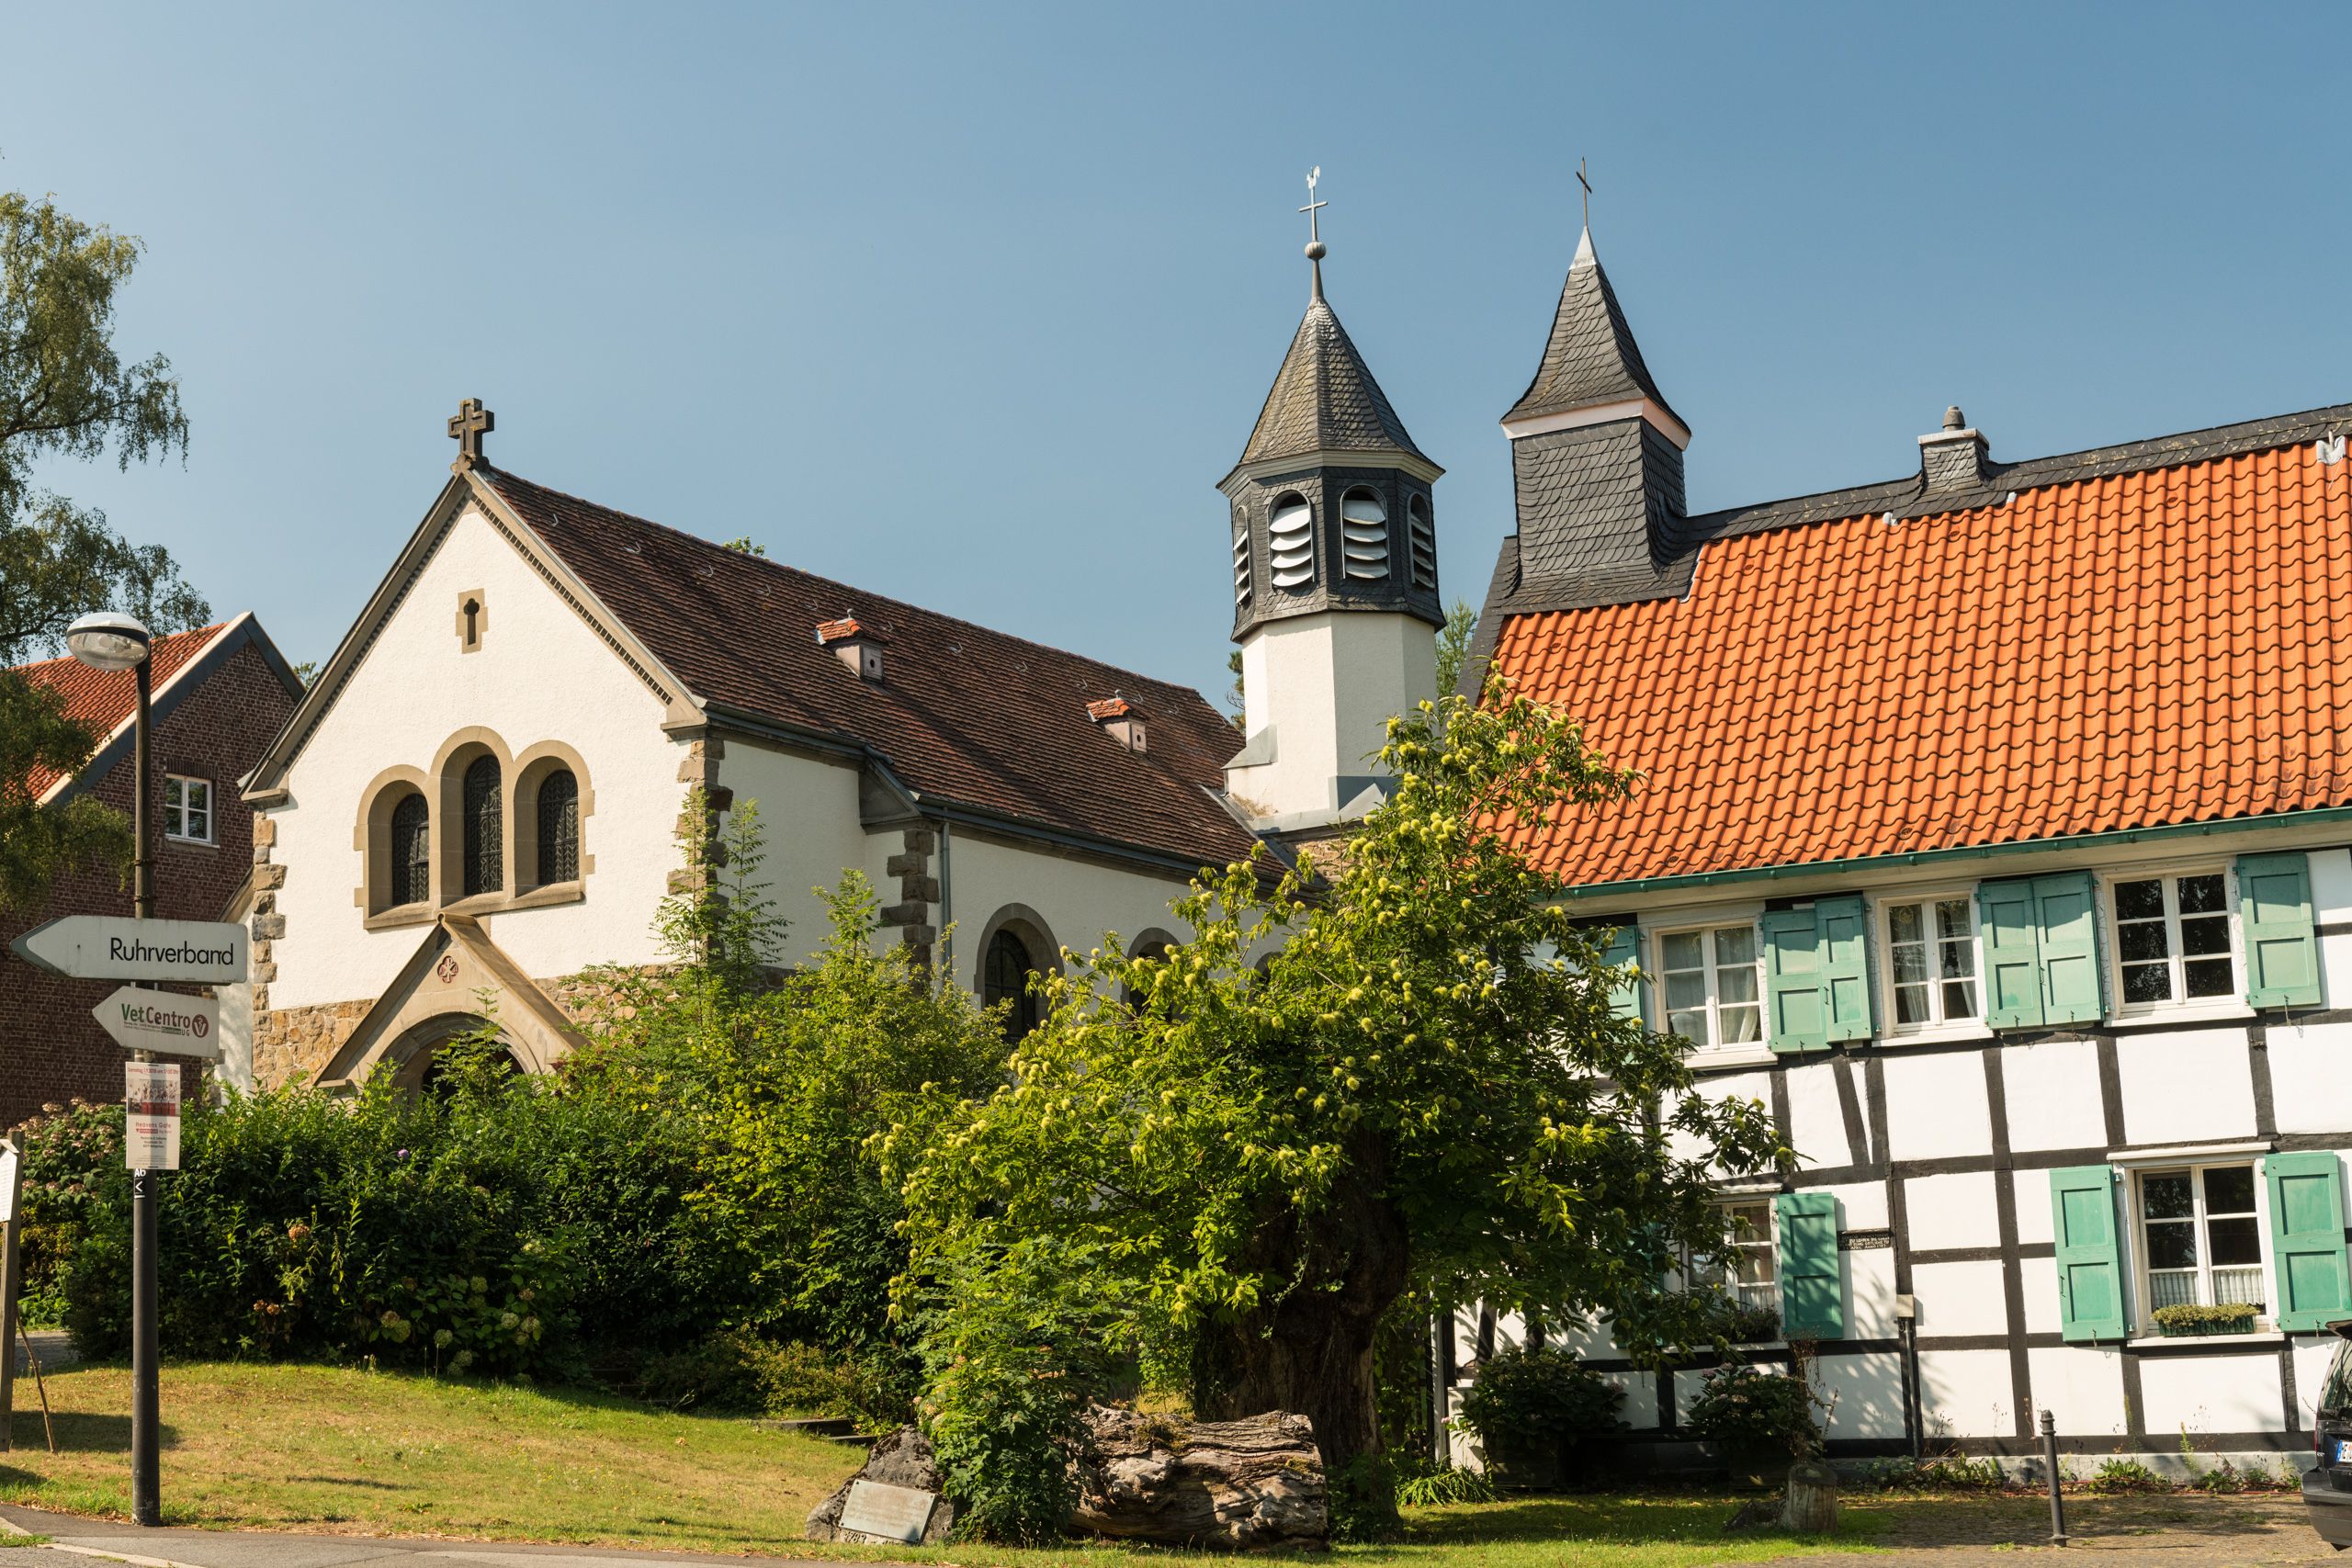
[1658,924,1762,1047]
[390,792,430,908]
[2138,1164,2265,1314]
[536,768,580,886]
[984,928,1041,1040]
[462,754,503,897]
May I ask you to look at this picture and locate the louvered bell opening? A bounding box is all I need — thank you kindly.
[1340,490,1388,581]
[1269,496,1315,590]
[1232,530,1252,611]
[1408,497,1436,592]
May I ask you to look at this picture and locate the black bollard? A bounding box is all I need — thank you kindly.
[2041,1408,2068,1545]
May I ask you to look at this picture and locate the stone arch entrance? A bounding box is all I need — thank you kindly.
[381,1012,526,1093]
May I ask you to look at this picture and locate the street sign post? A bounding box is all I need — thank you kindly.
[124,1065,181,1172]
[91,988,220,1062]
[9,917,246,986]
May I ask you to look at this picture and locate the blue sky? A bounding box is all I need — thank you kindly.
[10,4,2349,700]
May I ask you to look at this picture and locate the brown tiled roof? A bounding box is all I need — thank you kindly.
[11,625,231,800]
[478,469,1261,874]
[1484,422,2352,888]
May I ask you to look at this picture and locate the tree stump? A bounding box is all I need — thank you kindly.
[1779,1458,1839,1534]
[1071,1406,1329,1551]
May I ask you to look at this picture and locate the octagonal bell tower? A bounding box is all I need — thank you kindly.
[1220,174,1443,828]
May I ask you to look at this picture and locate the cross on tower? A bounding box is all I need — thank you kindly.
[447,398,494,470]
[1577,158,1593,232]
[1299,166,1328,299]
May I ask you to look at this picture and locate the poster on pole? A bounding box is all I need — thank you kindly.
[125,1064,181,1171]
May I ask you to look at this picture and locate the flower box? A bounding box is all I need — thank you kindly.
[2151,1303,2259,1337]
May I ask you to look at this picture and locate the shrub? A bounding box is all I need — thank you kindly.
[636,1330,914,1429]
[1682,1365,1820,1459]
[2152,1302,2258,1332]
[1455,1345,1625,1484]
[1396,1464,1501,1508]
[2086,1456,2165,1494]
[1858,1454,2008,1491]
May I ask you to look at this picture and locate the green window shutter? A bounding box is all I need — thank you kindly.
[1817,895,1874,1043]
[1980,880,2045,1030]
[2240,852,2324,1009]
[1761,908,1827,1054]
[1775,1190,1843,1339]
[2032,872,2103,1025]
[2266,1151,2352,1331]
[2048,1165,2127,1342]
[1600,925,1646,1024]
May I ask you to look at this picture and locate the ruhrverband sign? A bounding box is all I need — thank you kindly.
[9,917,246,985]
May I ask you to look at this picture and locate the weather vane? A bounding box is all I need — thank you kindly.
[1300,166,1328,299]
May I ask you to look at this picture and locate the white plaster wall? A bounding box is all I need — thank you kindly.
[214,979,254,1094]
[2295,1335,2341,1427]
[2268,1024,2352,1135]
[267,504,681,1008]
[936,832,1196,996]
[2012,1171,2055,1247]
[1825,1180,1888,1232]
[2116,1030,2255,1146]
[2020,1256,2061,1335]
[1783,1059,1853,1169]
[1916,1348,2017,1439]
[710,743,870,970]
[2027,1346,2127,1435]
[1848,1247,1899,1340]
[1905,1171,2002,1252]
[1881,1051,1992,1162]
[1910,1259,2010,1337]
[1812,1350,1906,1439]
[2138,1353,2282,1437]
[2002,1038,2107,1153]
[1228,611,1434,820]
[1606,1371,1659,1429]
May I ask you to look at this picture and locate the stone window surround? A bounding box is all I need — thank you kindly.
[355,728,596,930]
[973,902,1064,999]
[456,589,488,653]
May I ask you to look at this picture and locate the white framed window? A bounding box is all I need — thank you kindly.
[2109,867,2236,1010]
[164,775,213,844]
[1657,923,1762,1048]
[1881,894,1981,1031]
[2134,1163,2265,1317]
[1721,1197,1777,1314]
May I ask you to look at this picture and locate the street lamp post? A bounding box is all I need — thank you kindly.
[63,611,160,1528]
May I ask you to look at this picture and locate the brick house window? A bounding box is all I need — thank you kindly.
[164,776,213,843]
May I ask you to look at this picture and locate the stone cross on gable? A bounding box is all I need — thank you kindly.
[447,399,494,470]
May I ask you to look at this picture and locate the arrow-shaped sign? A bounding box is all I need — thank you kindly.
[91,987,221,1061]
[9,916,247,985]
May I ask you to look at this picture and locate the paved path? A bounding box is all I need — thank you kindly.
[1752,1494,2340,1568]
[0,1507,830,1568]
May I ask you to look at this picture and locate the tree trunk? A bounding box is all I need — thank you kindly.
[1071,1405,1327,1549]
[1780,1460,1839,1533]
[1194,1130,1411,1484]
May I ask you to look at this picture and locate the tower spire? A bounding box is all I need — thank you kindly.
[1299,166,1328,301]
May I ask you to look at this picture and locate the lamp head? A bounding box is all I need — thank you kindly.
[65,610,153,672]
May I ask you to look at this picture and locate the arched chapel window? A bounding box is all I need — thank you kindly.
[462,754,503,897]
[984,928,1042,1041]
[390,792,431,908]
[536,767,581,886]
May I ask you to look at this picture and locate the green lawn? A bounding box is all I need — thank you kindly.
[0,1360,1884,1565]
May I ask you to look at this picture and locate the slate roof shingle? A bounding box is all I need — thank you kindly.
[479,470,1261,874]
[1238,298,1428,468]
[1503,230,1686,431]
[1484,423,2352,888]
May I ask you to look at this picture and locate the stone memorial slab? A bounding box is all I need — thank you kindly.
[836,1479,939,1545]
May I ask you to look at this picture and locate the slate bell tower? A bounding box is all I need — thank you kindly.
[1220,174,1443,827]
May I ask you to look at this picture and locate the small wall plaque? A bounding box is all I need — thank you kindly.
[837,1479,938,1544]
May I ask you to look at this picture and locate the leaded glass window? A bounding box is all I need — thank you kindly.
[462,754,503,897]
[390,792,430,908]
[536,768,580,886]
[984,928,1040,1041]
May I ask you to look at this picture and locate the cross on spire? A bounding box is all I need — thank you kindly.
[1299,165,1329,300]
[1577,158,1593,234]
[447,398,494,470]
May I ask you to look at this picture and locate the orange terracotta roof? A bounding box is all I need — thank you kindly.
[815,615,879,645]
[1086,695,1138,721]
[1488,439,2352,888]
[10,625,231,801]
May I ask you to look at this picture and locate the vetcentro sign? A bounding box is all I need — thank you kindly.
[9,916,247,985]
[92,987,221,1061]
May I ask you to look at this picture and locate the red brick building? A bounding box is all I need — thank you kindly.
[1,615,302,1127]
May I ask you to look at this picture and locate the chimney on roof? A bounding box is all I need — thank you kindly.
[1919,405,1992,495]
[817,615,883,681]
[1087,695,1147,753]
